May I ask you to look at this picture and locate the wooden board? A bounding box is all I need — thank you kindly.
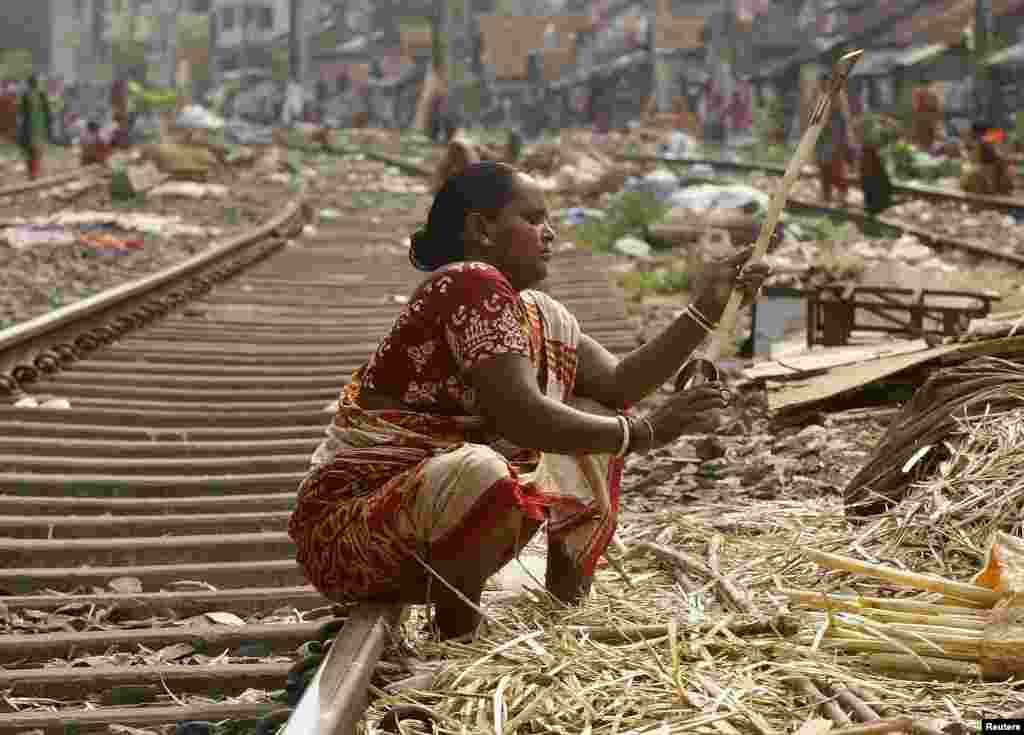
[745,339,929,381]
[767,335,1024,413]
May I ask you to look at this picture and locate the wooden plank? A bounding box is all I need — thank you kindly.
[0,585,325,617]
[767,335,1024,413]
[0,622,323,663]
[0,702,281,734]
[0,662,291,700]
[745,339,929,380]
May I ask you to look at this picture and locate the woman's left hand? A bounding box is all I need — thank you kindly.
[693,245,775,321]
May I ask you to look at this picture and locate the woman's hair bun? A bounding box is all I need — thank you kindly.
[408,227,437,271]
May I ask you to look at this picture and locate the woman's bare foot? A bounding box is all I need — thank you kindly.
[545,539,592,605]
[431,577,484,641]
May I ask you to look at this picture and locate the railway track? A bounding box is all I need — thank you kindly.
[623,153,1024,269]
[0,163,107,201]
[0,150,638,732]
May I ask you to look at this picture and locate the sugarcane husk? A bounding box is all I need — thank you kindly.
[866,653,984,680]
[570,613,798,643]
[804,549,1002,606]
[825,719,914,735]
[979,606,1024,679]
[846,687,945,735]
[633,541,756,614]
[782,588,989,619]
[698,672,778,735]
[698,49,863,366]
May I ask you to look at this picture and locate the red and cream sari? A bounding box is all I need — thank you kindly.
[288,261,622,601]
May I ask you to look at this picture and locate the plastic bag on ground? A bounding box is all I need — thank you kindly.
[177,104,225,131]
[668,184,770,215]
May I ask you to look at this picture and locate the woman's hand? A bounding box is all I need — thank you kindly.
[692,245,774,323]
[633,382,732,450]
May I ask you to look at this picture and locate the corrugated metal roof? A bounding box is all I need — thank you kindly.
[477,14,591,80]
[654,15,705,50]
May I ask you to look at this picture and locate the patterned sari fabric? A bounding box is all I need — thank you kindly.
[288,262,623,602]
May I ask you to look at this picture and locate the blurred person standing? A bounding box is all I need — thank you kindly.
[17,75,53,180]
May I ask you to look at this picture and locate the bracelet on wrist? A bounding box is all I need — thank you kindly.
[640,416,656,452]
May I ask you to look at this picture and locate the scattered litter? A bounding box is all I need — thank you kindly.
[176,104,225,131]
[39,397,71,409]
[319,208,341,221]
[625,168,680,201]
[148,181,229,200]
[612,235,652,259]
[109,162,169,199]
[1,225,76,250]
[889,234,934,263]
[657,130,697,158]
[668,184,770,215]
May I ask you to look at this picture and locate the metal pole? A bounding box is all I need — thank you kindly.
[973,0,991,120]
[289,0,306,83]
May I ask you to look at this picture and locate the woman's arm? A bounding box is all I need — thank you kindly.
[574,312,710,409]
[467,353,626,455]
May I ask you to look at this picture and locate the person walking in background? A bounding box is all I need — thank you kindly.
[80,121,112,167]
[0,81,18,144]
[856,114,893,216]
[910,83,942,152]
[17,75,53,180]
[961,122,1013,196]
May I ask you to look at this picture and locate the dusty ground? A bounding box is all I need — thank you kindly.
[0,148,302,328]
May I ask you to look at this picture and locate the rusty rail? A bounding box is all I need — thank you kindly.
[0,193,307,393]
[0,163,106,198]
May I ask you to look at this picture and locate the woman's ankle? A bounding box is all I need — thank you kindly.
[545,540,592,605]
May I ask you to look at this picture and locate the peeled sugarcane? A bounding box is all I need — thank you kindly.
[677,49,863,389]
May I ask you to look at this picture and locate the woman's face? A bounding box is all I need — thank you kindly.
[483,173,556,291]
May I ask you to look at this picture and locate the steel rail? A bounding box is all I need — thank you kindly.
[0,163,107,197]
[0,192,307,394]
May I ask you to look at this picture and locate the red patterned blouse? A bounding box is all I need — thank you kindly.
[359,261,533,414]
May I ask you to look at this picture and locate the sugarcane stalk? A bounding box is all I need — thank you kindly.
[825,719,914,735]
[803,549,1001,606]
[784,676,852,725]
[781,588,988,619]
[835,687,882,722]
[695,49,863,368]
